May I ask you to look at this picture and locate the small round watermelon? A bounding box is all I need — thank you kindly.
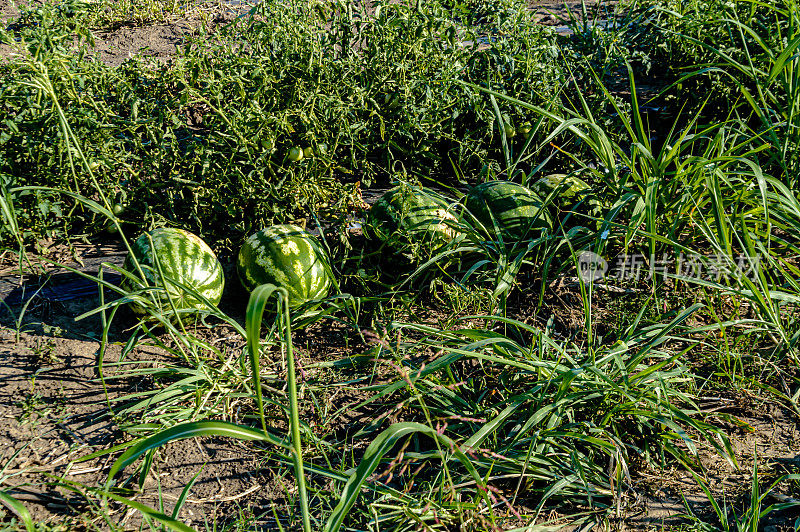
[532,173,603,225]
[122,228,224,315]
[465,181,552,240]
[366,184,459,254]
[237,224,332,308]
[532,174,591,202]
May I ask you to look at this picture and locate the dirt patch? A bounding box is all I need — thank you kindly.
[1,0,23,23]
[0,0,26,61]
[1,1,240,66]
[89,19,203,67]
[0,327,121,524]
[87,7,239,66]
[0,243,284,527]
[0,333,114,456]
[0,326,286,527]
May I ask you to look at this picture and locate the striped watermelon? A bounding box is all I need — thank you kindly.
[122,228,224,315]
[465,181,552,240]
[532,174,591,202]
[531,173,603,226]
[237,224,332,308]
[366,184,459,254]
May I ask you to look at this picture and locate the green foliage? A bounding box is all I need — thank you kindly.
[0,491,35,532]
[318,306,734,529]
[616,0,800,182]
[0,0,561,247]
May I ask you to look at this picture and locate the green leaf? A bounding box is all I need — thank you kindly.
[0,491,35,532]
[107,421,288,482]
[100,489,197,532]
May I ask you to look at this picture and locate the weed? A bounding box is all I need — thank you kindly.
[30,337,59,366]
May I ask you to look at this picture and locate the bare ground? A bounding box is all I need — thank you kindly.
[89,19,207,67]
[0,3,19,23]
[0,244,284,527]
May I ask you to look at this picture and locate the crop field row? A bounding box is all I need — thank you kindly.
[1,0,800,530]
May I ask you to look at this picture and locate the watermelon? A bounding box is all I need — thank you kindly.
[122,228,224,315]
[237,224,332,308]
[366,184,459,254]
[531,173,603,225]
[532,174,591,202]
[465,181,552,240]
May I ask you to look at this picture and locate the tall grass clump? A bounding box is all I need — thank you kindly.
[469,62,800,359]
[623,0,800,183]
[306,300,735,529]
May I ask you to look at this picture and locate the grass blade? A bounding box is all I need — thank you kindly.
[107,420,288,482]
[245,284,312,532]
[0,490,35,532]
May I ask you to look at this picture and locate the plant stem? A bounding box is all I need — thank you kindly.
[283,297,312,532]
